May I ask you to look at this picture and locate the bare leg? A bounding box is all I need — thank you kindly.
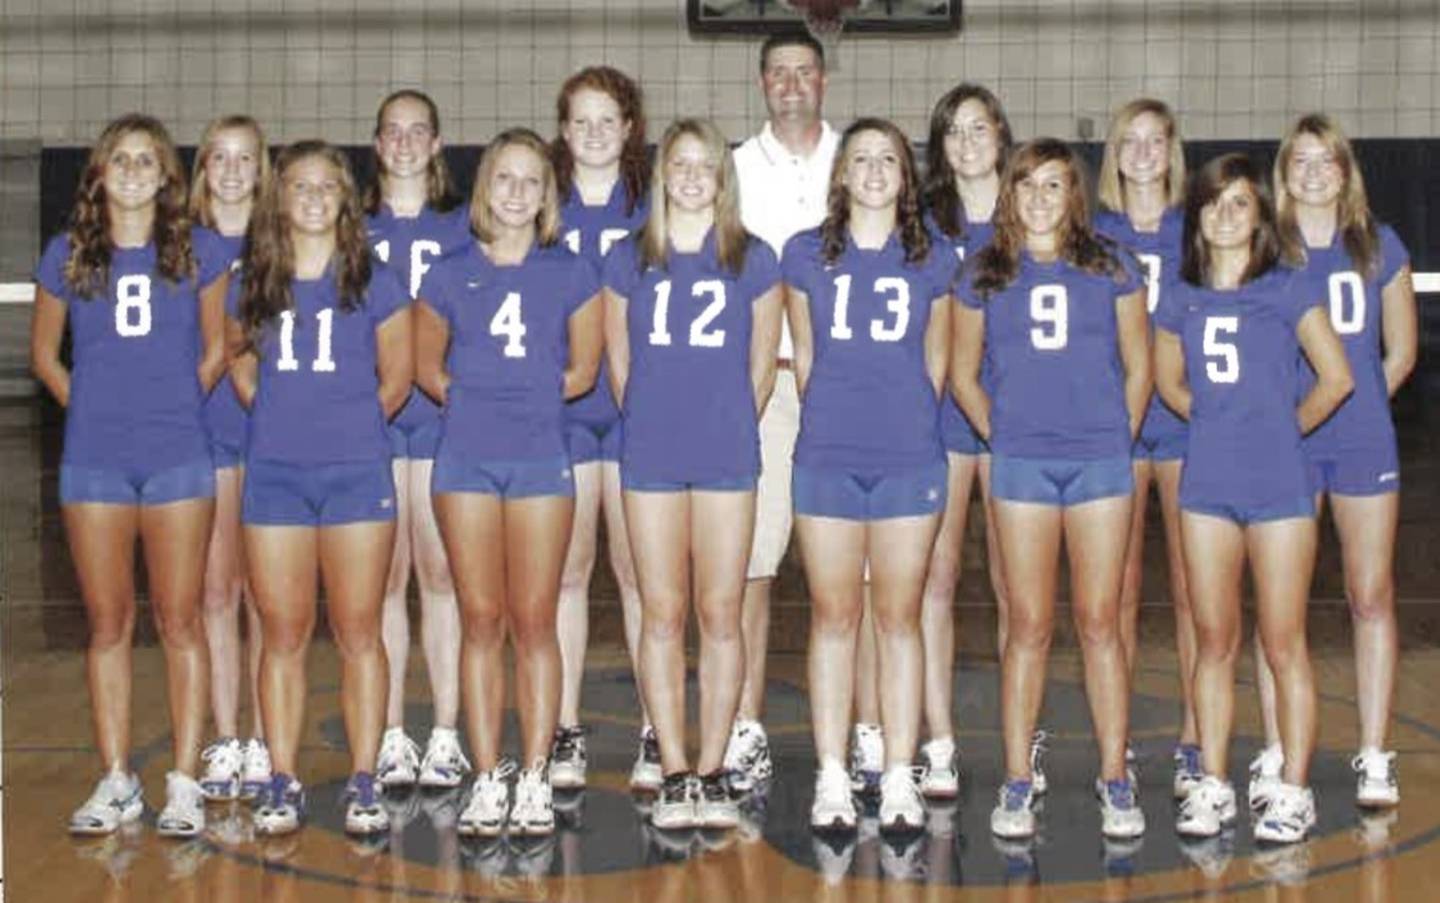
[601,463,647,720]
[691,490,756,773]
[409,459,460,729]
[1181,512,1245,779]
[797,514,867,765]
[853,587,881,724]
[737,578,772,722]
[919,452,978,741]
[320,520,395,774]
[244,593,265,738]
[1155,460,1197,745]
[202,466,245,738]
[626,490,693,774]
[1331,492,1399,751]
[245,524,319,776]
[1249,517,1318,786]
[504,494,573,767]
[978,454,1011,658]
[1118,458,1151,679]
[557,462,602,728]
[380,458,414,728]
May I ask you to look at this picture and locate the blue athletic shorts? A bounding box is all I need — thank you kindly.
[242,458,396,526]
[990,454,1134,507]
[1133,431,1187,462]
[622,470,756,493]
[388,418,442,460]
[566,417,623,465]
[1307,447,1400,497]
[432,453,575,499]
[1181,495,1315,526]
[792,460,948,521]
[60,458,216,506]
[210,440,243,470]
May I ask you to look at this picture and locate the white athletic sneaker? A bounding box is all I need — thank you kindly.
[240,738,272,799]
[343,772,390,834]
[510,765,555,836]
[918,737,960,798]
[651,772,698,830]
[697,771,739,828]
[990,778,1038,839]
[1175,775,1237,838]
[418,726,471,789]
[1096,777,1145,839]
[376,726,421,788]
[156,771,206,837]
[199,738,244,801]
[810,761,857,832]
[252,774,305,836]
[458,764,512,838]
[1253,782,1316,845]
[1247,743,1284,811]
[1172,743,1204,799]
[878,766,924,833]
[69,770,145,835]
[848,723,884,794]
[548,724,587,790]
[1352,748,1399,808]
[629,726,663,792]
[1029,729,1050,795]
[722,719,773,793]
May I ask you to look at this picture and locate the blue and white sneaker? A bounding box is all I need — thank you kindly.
[240,738,272,800]
[1173,743,1204,799]
[377,726,421,788]
[848,723,884,795]
[1253,782,1316,845]
[418,726,471,789]
[1096,777,1145,838]
[344,771,390,835]
[69,770,144,835]
[990,778,1037,839]
[157,771,206,837]
[253,773,305,835]
[200,737,244,801]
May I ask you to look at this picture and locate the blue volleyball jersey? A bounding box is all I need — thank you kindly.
[785,227,956,470]
[1298,224,1409,455]
[368,203,472,436]
[929,213,995,453]
[421,241,600,462]
[36,233,228,468]
[1154,268,1323,507]
[1094,207,1188,449]
[235,265,410,464]
[958,252,1144,459]
[604,231,780,483]
[197,228,247,456]
[560,183,648,427]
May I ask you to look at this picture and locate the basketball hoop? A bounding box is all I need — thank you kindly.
[784,0,864,62]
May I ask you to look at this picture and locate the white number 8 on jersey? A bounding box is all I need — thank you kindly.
[115,274,152,338]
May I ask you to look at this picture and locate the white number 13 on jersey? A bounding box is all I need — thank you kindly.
[829,275,911,342]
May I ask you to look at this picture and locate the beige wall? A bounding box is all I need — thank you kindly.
[0,1,1436,147]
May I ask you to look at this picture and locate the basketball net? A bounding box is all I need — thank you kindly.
[784,0,863,65]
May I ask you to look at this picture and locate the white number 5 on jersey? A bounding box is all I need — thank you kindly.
[1202,315,1240,384]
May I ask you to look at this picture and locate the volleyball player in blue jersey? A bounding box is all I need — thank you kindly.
[952,139,1151,841]
[1094,98,1197,796]
[34,114,229,838]
[603,118,783,829]
[788,118,954,835]
[188,115,276,803]
[366,90,473,790]
[1249,114,1417,809]
[231,141,414,835]
[415,129,603,837]
[550,67,652,791]
[1154,153,1352,844]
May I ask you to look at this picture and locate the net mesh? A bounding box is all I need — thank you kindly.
[785,0,860,60]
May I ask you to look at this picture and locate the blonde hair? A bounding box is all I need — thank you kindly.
[1273,112,1379,277]
[469,128,560,246]
[638,118,747,274]
[1097,98,1187,213]
[188,115,271,228]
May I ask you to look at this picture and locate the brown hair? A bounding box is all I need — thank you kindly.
[922,83,1013,241]
[64,113,195,298]
[1180,153,1281,288]
[469,128,561,247]
[188,114,272,228]
[1097,98,1187,212]
[551,66,649,217]
[821,118,931,266]
[1273,113,1379,277]
[637,118,748,274]
[240,141,373,350]
[971,138,1123,297]
[365,89,459,214]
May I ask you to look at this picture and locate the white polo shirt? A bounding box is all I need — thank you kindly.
[734,120,840,358]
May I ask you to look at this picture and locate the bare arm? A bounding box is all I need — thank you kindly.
[924,293,952,397]
[413,299,451,406]
[226,314,258,409]
[1380,265,1418,396]
[1115,287,1153,439]
[949,302,990,441]
[375,305,414,421]
[603,287,630,405]
[1152,329,1190,420]
[786,284,814,396]
[196,272,229,393]
[29,287,70,407]
[1296,305,1354,434]
[749,284,784,415]
[564,292,604,401]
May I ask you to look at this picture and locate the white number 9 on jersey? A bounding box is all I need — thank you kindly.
[1028,285,1067,350]
[114,274,152,338]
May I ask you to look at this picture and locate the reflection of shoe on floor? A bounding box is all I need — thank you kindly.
[1355,808,1399,850]
[736,784,769,840]
[346,832,390,860]
[879,833,928,881]
[553,788,585,830]
[926,797,960,837]
[74,821,144,881]
[812,835,856,886]
[511,834,557,881]
[420,786,463,832]
[642,820,696,861]
[165,837,212,880]
[206,803,253,846]
[1101,834,1143,878]
[1250,839,1313,886]
[1176,830,1234,881]
[461,836,510,879]
[990,835,1037,883]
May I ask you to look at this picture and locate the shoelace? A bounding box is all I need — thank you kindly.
[553,726,586,760]
[348,773,380,809]
[1104,779,1136,808]
[262,775,296,812]
[1002,780,1033,811]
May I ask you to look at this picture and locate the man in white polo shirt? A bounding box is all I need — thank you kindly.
[723,30,840,791]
